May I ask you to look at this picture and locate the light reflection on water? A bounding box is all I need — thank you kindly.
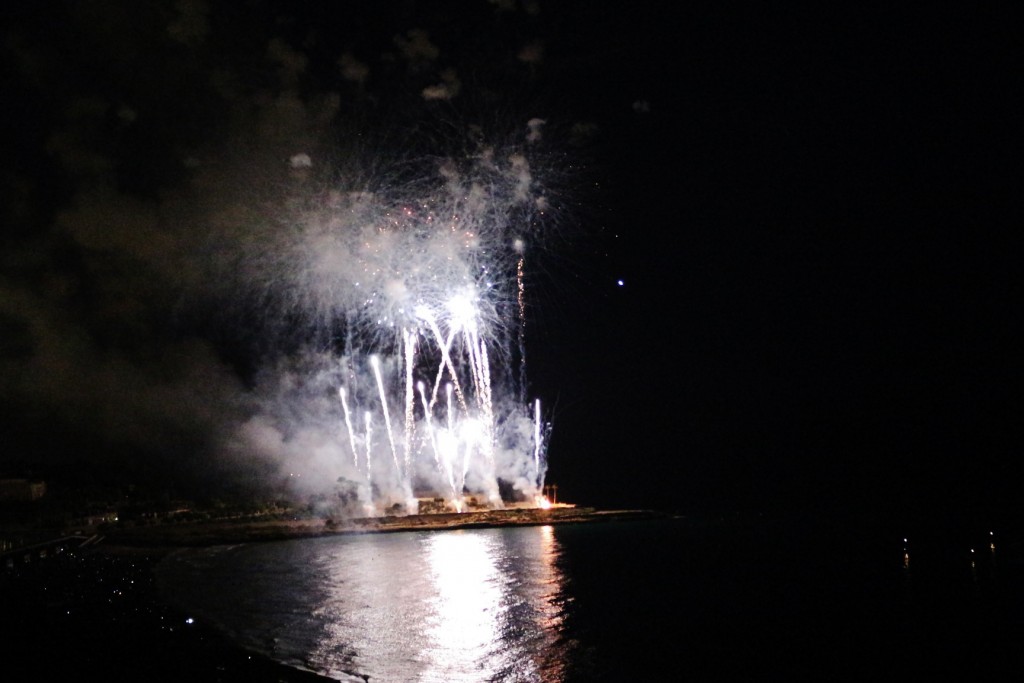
[155,518,1024,681]
[158,525,568,682]
[422,530,504,677]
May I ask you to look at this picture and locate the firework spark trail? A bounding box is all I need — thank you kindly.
[418,308,469,413]
[403,328,416,478]
[445,384,453,427]
[417,380,461,503]
[466,330,494,438]
[461,420,478,497]
[534,398,542,488]
[370,355,401,476]
[513,236,530,406]
[363,411,373,485]
[470,334,496,476]
[338,387,359,470]
[479,340,493,418]
[416,380,443,474]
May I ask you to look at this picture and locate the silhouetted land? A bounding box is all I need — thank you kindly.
[101,505,664,547]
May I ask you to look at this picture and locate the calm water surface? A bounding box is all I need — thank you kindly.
[158,524,572,682]
[155,517,1024,681]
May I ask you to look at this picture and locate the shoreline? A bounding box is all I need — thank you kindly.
[2,542,337,682]
[97,505,667,549]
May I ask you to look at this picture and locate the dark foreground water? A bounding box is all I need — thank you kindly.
[155,515,1024,681]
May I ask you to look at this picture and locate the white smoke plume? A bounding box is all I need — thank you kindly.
[1,1,577,514]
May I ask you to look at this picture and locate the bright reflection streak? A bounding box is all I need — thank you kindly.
[306,527,567,682]
[536,525,562,633]
[423,532,503,680]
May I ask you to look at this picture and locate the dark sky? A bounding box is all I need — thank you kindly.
[541,3,1021,520]
[2,2,1020,521]
[565,6,1018,507]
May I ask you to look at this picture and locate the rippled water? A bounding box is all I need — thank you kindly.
[155,517,1024,681]
[157,525,573,682]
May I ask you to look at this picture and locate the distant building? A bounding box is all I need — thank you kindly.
[68,511,119,529]
[0,478,47,502]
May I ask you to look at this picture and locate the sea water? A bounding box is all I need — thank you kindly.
[155,516,1024,681]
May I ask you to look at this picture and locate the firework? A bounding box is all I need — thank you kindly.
[214,124,556,516]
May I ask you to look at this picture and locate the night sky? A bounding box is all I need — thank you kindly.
[2,2,1020,523]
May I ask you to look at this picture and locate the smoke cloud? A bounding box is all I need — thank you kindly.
[1,1,584,512]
